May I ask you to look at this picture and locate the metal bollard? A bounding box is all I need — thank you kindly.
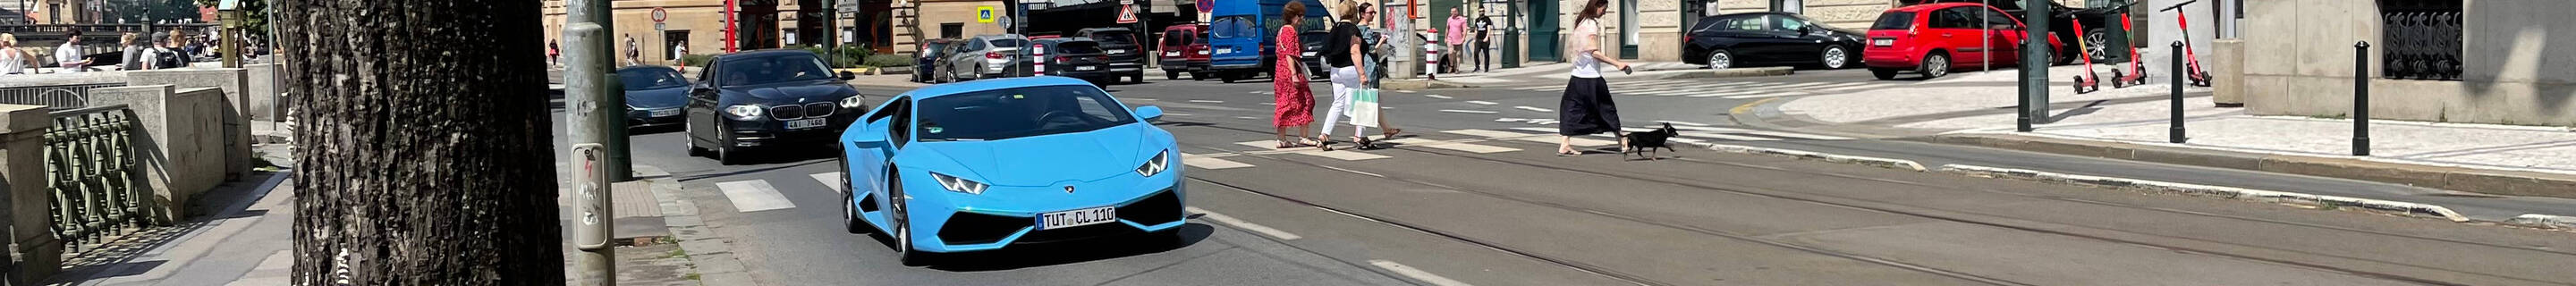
[2354,41,2371,156]
[2170,41,2185,143]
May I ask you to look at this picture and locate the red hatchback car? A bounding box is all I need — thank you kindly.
[1862,3,2063,80]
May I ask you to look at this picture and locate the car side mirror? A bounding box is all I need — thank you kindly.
[839,72,858,80]
[1133,105,1165,122]
[846,122,890,147]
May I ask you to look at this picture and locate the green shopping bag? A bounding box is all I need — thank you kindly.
[1351,88,1381,128]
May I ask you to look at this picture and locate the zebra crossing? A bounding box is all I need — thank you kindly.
[1504,80,1896,99]
[700,126,1851,214]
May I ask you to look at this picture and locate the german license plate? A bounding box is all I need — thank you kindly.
[1302,52,1317,56]
[1039,206,1116,230]
[650,109,680,117]
[1873,38,1894,46]
[1216,47,1234,54]
[1075,66,1098,71]
[784,118,826,130]
[1165,51,1181,56]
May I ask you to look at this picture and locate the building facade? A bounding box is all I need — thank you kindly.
[541,0,876,66]
[2232,0,2574,126]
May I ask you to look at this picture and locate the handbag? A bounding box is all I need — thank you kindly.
[1351,88,1380,128]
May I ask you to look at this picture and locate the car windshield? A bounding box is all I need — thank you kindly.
[916,85,1137,141]
[717,54,835,87]
[617,68,688,90]
[1162,31,1189,46]
[1871,12,1917,29]
[1089,30,1137,46]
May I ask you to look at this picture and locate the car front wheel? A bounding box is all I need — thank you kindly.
[1819,46,1851,70]
[890,173,935,266]
[1705,49,1734,70]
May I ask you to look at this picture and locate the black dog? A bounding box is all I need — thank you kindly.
[1623,123,1680,160]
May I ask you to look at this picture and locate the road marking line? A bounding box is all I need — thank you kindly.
[1425,95,1454,99]
[1317,164,1386,177]
[1667,137,1709,145]
[1464,100,1498,105]
[1187,207,1302,240]
[809,172,844,194]
[1513,105,1553,113]
[1368,260,1473,286]
[1385,138,1521,153]
[1687,90,1775,97]
[1680,132,1781,141]
[1442,129,1538,139]
[1671,125,1754,132]
[1260,103,1277,105]
[1750,130,1855,140]
[1765,82,1834,89]
[1165,113,1197,116]
[1238,140,1394,160]
[1655,120,1712,126]
[1189,100,1225,103]
[1821,82,1893,91]
[1719,92,1809,99]
[1182,156,1255,170]
[1808,82,1876,90]
[1503,128,1614,146]
[1438,109,1499,114]
[716,181,796,213]
[1233,116,1258,120]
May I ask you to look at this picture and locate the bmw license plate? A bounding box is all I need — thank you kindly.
[1039,206,1116,230]
[649,109,680,117]
[1872,38,1894,46]
[784,118,826,130]
[1106,49,1128,54]
[1075,66,1098,71]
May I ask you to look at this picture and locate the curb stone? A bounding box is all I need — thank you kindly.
[1941,164,2473,223]
[1704,143,1928,172]
[2504,214,2576,230]
[647,178,757,285]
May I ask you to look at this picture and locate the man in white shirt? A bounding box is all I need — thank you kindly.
[55,30,90,72]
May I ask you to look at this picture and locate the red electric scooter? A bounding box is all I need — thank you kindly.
[2109,1,2148,88]
[2070,20,2100,94]
[2161,0,2212,87]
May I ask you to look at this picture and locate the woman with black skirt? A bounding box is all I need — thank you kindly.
[1556,0,1633,156]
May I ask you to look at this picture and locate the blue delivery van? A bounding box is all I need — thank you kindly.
[1206,0,1331,83]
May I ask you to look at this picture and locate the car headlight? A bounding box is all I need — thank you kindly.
[839,95,866,109]
[723,105,764,121]
[928,172,988,195]
[1135,150,1169,177]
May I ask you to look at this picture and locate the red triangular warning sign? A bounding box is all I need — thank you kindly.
[1117,4,1139,23]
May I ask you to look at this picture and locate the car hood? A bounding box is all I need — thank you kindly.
[908,124,1160,187]
[624,86,689,109]
[722,80,856,103]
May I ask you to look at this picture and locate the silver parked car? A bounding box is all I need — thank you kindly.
[936,35,1037,82]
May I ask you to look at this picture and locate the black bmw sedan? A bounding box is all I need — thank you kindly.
[619,65,692,129]
[684,50,869,164]
[1682,13,1868,70]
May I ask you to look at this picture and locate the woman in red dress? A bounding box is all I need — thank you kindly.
[1271,1,1321,149]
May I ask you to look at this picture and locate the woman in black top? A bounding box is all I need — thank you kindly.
[1317,2,1370,147]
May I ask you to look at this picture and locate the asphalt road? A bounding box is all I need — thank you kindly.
[550,69,2576,286]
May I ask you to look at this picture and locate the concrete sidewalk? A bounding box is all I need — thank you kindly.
[53,172,292,286]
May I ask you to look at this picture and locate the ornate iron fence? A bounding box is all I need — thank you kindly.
[2379,2,2462,80]
[45,105,150,253]
[0,82,124,110]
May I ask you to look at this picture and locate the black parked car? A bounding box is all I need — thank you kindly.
[685,50,869,164]
[618,65,692,129]
[913,38,957,83]
[1031,38,1117,83]
[1077,28,1149,83]
[1682,13,1867,70]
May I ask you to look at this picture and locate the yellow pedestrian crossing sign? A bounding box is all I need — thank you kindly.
[978,6,996,23]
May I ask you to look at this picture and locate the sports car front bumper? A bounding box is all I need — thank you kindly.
[904,178,1187,253]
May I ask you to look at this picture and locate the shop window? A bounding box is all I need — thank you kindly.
[2378,0,2461,80]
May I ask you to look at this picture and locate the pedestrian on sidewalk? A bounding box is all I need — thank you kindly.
[1320,2,1370,148]
[1445,9,1467,74]
[549,40,560,66]
[1555,0,1633,156]
[624,34,641,66]
[1272,1,1323,149]
[121,33,146,71]
[1475,15,1493,72]
[0,34,30,74]
[55,30,91,73]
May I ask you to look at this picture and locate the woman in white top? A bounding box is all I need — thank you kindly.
[1554,0,1633,156]
[0,34,30,74]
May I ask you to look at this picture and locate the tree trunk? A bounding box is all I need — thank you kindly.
[279,0,562,284]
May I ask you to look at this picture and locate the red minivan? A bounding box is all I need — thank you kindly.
[1862,3,2062,80]
[1159,24,1213,80]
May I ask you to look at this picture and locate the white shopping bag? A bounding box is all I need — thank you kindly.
[1351,88,1381,128]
